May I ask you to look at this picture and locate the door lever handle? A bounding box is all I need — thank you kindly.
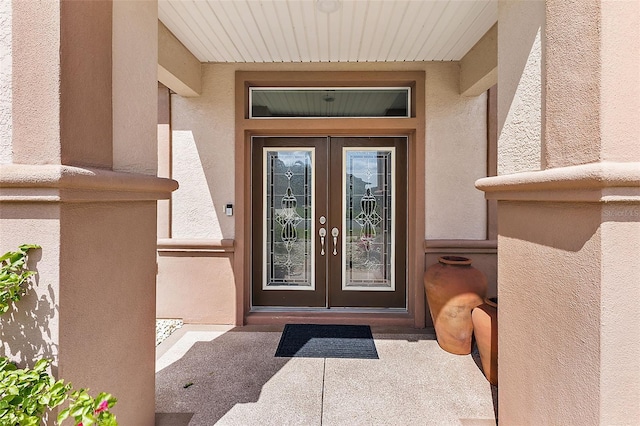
[331,227,339,256]
[319,228,327,256]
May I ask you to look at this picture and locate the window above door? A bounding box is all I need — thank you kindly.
[249,87,411,119]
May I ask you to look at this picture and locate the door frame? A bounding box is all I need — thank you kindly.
[235,71,426,327]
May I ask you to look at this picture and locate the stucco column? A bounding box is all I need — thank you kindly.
[0,1,176,424]
[477,0,640,424]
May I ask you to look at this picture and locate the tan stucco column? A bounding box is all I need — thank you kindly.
[0,1,176,424]
[477,0,640,424]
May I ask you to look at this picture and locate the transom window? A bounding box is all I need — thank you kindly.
[249,87,410,119]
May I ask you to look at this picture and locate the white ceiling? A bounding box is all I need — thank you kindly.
[158,0,497,63]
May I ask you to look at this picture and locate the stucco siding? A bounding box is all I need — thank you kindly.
[170,62,488,241]
[497,0,543,175]
[424,63,487,239]
[112,0,158,175]
[0,1,10,164]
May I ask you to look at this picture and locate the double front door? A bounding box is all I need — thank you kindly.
[251,136,407,309]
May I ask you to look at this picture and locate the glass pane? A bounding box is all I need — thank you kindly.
[251,88,409,118]
[343,148,395,291]
[263,149,315,290]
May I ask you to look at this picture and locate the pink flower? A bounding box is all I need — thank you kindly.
[95,400,109,414]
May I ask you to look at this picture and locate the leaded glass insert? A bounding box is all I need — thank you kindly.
[343,148,395,291]
[263,148,315,290]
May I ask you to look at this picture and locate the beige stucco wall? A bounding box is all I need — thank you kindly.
[0,0,11,164]
[487,0,640,422]
[0,204,61,364]
[2,2,166,424]
[498,202,602,423]
[460,23,497,97]
[113,1,158,175]
[156,241,236,323]
[58,201,158,426]
[600,204,640,422]
[11,0,62,165]
[599,1,640,163]
[170,62,488,241]
[424,63,487,239]
[158,20,202,97]
[497,0,543,175]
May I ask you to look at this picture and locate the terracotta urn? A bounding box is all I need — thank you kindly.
[472,297,498,385]
[424,256,487,355]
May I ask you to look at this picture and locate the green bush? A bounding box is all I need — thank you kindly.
[0,244,40,315]
[0,245,118,426]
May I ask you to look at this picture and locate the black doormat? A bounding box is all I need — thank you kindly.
[275,324,379,359]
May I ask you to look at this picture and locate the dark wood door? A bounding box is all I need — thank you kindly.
[251,136,407,309]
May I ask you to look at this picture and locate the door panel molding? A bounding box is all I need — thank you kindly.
[329,137,407,308]
[251,137,328,307]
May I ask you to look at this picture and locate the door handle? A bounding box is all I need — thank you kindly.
[331,227,339,256]
[319,228,327,256]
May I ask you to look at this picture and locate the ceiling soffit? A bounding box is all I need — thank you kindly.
[158,0,498,63]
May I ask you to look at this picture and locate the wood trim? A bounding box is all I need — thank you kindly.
[245,311,415,328]
[236,71,426,328]
[487,85,498,240]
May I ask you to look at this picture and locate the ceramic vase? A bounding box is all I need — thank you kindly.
[424,256,487,355]
[472,297,498,385]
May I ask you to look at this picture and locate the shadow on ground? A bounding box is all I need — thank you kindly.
[155,326,495,425]
[155,328,288,425]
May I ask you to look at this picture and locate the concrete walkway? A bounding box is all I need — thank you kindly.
[155,325,497,426]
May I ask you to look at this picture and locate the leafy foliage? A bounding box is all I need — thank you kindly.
[0,357,69,426]
[0,245,118,425]
[0,244,41,315]
[57,390,117,426]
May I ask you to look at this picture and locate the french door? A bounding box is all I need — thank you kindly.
[251,136,407,309]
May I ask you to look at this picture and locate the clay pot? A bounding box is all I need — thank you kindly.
[424,256,487,355]
[472,297,498,385]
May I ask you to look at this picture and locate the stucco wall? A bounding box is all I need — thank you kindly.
[424,63,487,239]
[0,0,11,164]
[170,62,488,241]
[112,1,158,175]
[59,201,157,426]
[497,1,543,175]
[0,204,61,364]
[498,202,602,423]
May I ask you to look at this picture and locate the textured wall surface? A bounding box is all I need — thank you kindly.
[170,62,488,240]
[0,1,11,164]
[112,1,158,175]
[497,1,543,175]
[424,63,487,239]
[498,202,602,424]
[0,204,61,365]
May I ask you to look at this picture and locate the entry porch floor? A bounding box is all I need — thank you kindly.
[155,325,497,425]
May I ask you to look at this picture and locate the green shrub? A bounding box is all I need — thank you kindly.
[0,245,118,425]
[0,244,40,315]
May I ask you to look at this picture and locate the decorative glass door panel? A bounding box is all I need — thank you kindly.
[263,148,315,290]
[252,136,406,309]
[343,148,395,291]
